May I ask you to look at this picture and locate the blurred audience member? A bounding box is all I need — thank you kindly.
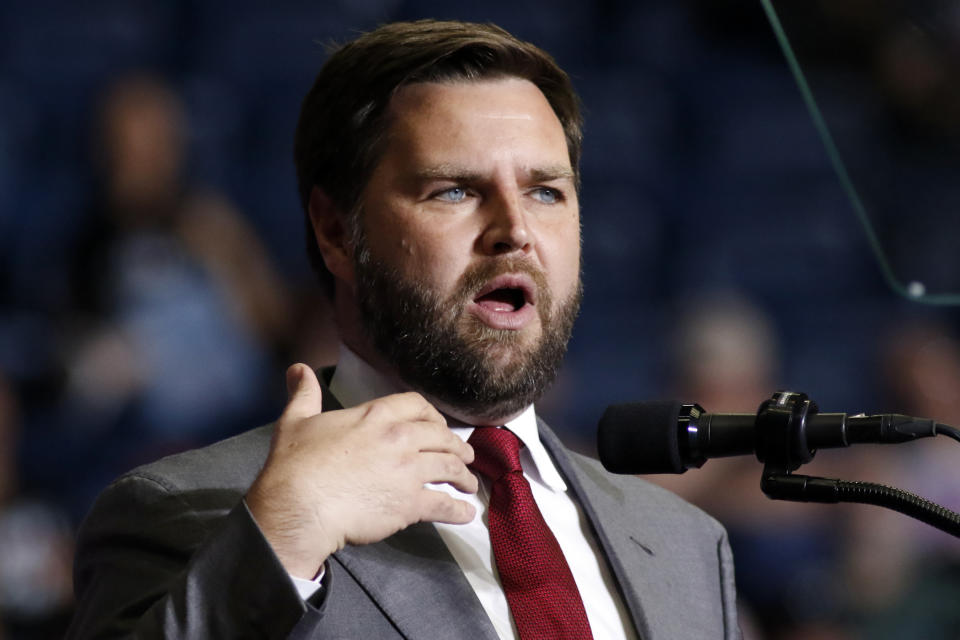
[883,320,960,436]
[54,75,294,513]
[656,297,960,639]
[843,319,960,638]
[653,291,850,640]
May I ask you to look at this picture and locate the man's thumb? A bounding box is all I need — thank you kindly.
[284,363,323,419]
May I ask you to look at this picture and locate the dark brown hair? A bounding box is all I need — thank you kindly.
[293,19,583,295]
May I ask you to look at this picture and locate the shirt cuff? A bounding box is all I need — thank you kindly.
[291,563,325,601]
[241,497,326,602]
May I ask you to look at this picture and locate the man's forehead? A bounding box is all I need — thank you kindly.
[382,78,569,157]
[392,75,539,101]
[387,77,555,125]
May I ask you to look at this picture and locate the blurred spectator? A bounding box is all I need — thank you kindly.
[653,296,960,639]
[652,291,851,640]
[846,319,960,608]
[841,319,960,639]
[50,75,294,513]
[875,16,960,140]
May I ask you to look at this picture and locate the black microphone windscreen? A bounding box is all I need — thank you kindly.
[597,401,686,474]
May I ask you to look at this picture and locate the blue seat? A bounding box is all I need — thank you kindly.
[671,177,878,303]
[3,167,91,310]
[578,68,680,187]
[778,300,889,411]
[397,0,598,70]
[541,303,668,447]
[579,176,666,301]
[186,1,363,100]
[1,0,179,87]
[180,73,251,193]
[583,0,707,81]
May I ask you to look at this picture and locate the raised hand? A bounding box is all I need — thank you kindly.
[246,363,477,578]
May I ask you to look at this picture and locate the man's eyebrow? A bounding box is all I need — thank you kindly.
[528,166,575,182]
[412,165,483,182]
[412,165,575,182]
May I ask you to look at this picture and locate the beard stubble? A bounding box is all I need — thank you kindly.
[354,244,582,423]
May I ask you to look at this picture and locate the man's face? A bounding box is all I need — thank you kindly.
[351,77,582,424]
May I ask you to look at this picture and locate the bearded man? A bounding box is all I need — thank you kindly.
[68,20,740,639]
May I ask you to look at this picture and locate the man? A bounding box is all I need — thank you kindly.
[68,20,739,639]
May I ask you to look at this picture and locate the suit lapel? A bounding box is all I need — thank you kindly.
[318,372,498,640]
[320,369,660,639]
[332,523,500,640]
[537,420,653,640]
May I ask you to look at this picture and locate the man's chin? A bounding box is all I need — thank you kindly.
[462,315,543,350]
[464,337,543,376]
[427,394,529,428]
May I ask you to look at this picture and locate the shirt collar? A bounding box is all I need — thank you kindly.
[328,344,567,493]
[328,343,399,410]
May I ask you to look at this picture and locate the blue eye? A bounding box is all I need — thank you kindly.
[435,187,467,203]
[532,187,560,204]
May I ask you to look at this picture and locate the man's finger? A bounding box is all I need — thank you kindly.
[364,392,447,427]
[419,452,479,494]
[283,363,324,420]
[418,490,477,525]
[416,430,475,465]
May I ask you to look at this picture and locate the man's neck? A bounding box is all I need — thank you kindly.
[329,343,405,410]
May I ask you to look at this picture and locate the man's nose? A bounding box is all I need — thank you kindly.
[479,194,532,256]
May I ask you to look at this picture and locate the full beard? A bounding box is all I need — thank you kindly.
[354,247,582,424]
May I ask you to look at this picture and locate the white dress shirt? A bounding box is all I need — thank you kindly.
[294,345,635,639]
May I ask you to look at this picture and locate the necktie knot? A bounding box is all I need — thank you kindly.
[468,427,523,482]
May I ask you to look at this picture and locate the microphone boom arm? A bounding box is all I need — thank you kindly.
[758,391,960,539]
[761,473,960,538]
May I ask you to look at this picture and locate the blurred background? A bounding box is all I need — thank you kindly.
[1,0,959,638]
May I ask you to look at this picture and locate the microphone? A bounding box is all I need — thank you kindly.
[598,398,940,475]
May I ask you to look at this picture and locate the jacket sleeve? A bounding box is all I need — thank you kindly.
[67,472,324,639]
[718,529,742,640]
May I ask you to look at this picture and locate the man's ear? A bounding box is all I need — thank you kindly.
[308,187,356,285]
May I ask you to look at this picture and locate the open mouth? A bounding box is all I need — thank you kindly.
[470,274,537,328]
[475,287,528,312]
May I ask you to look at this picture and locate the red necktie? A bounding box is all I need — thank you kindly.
[468,427,594,639]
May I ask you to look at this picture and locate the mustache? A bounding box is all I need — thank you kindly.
[454,257,549,302]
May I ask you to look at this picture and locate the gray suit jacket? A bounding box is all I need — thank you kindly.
[68,387,739,639]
